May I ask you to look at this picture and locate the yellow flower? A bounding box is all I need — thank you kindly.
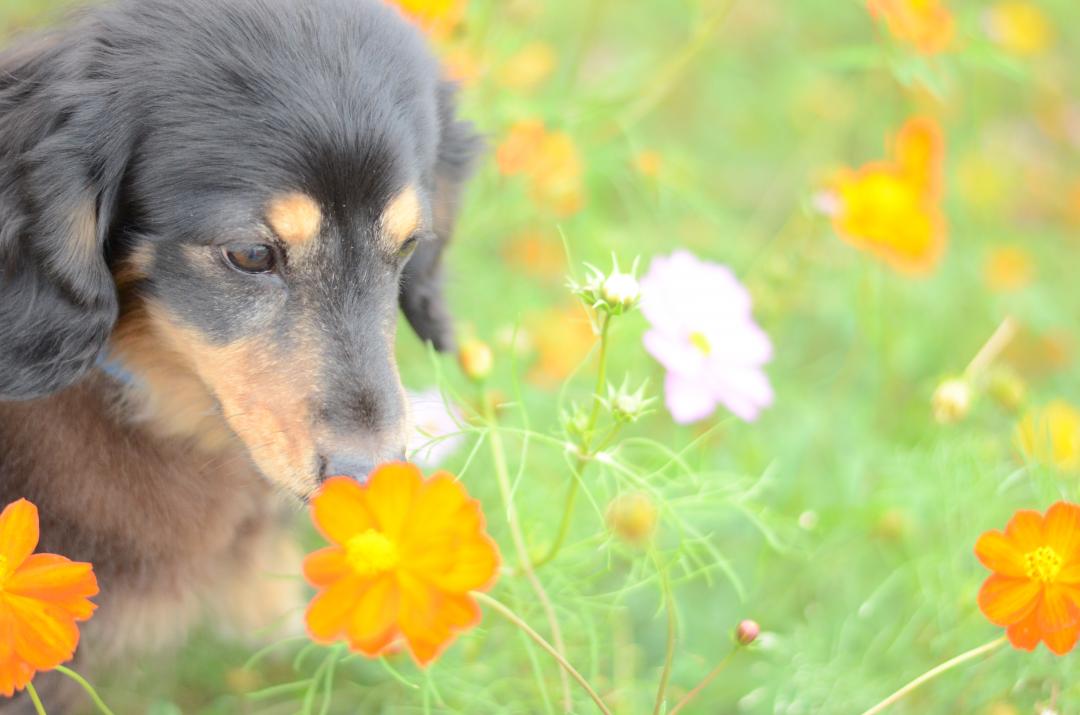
[606,493,658,545]
[984,2,1053,56]
[497,42,557,92]
[828,117,947,275]
[984,246,1034,293]
[867,0,954,55]
[1016,401,1080,472]
[387,0,467,39]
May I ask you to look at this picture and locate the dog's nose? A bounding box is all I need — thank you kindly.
[320,454,377,483]
[319,450,407,483]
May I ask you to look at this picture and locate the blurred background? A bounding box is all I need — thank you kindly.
[3,0,1079,713]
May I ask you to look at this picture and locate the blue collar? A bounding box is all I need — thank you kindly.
[96,353,140,387]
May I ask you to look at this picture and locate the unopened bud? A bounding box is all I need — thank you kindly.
[605,493,658,545]
[932,378,972,424]
[458,340,494,382]
[735,619,760,646]
[601,271,641,311]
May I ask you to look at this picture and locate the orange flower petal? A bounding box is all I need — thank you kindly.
[364,463,422,541]
[974,530,1027,578]
[345,575,399,656]
[1044,502,1080,563]
[1037,584,1080,634]
[7,554,99,619]
[5,594,79,670]
[895,116,944,198]
[0,500,39,569]
[311,477,375,545]
[1006,608,1041,651]
[977,574,1040,626]
[398,574,455,666]
[1004,510,1045,553]
[0,654,35,698]
[302,546,349,588]
[305,575,367,643]
[1044,622,1080,655]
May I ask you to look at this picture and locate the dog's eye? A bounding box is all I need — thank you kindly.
[399,236,419,260]
[224,244,276,274]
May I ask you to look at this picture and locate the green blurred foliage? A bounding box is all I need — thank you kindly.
[3,0,1080,713]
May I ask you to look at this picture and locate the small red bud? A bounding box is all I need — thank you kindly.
[735,619,759,646]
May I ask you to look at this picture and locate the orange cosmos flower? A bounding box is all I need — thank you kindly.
[496,120,585,217]
[304,463,500,665]
[867,0,954,55]
[385,0,466,39]
[0,499,99,696]
[827,117,947,274]
[976,502,1080,654]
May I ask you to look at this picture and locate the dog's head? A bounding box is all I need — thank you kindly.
[0,0,479,497]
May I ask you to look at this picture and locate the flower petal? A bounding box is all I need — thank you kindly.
[345,575,399,656]
[397,574,454,666]
[977,574,1040,626]
[5,594,79,670]
[302,547,349,588]
[364,463,422,541]
[0,500,39,569]
[1045,502,1080,564]
[311,478,375,545]
[305,575,366,643]
[974,530,1027,578]
[1006,609,1041,651]
[1037,584,1080,634]
[7,554,98,622]
[1004,510,1045,553]
[1044,622,1080,655]
[664,371,718,425]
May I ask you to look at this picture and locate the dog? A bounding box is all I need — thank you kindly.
[0,0,478,709]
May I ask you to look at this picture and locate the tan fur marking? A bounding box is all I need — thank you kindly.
[266,193,322,246]
[112,243,155,288]
[110,298,323,497]
[380,186,422,246]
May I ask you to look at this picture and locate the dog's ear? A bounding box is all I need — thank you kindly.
[400,81,482,352]
[0,38,125,400]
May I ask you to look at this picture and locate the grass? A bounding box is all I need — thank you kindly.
[4,0,1080,713]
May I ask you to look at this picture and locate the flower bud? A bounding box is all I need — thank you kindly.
[601,271,641,311]
[735,619,760,646]
[932,377,972,424]
[605,493,658,545]
[458,340,494,382]
[605,377,655,424]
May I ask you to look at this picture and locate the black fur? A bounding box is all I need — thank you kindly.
[0,0,479,400]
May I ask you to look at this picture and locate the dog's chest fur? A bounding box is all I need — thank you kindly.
[0,372,298,661]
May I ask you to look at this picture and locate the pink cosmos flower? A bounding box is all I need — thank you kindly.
[640,251,774,423]
[407,388,465,468]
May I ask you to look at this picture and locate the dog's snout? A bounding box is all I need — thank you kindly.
[320,454,377,483]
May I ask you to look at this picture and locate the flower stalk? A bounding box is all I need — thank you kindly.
[475,592,613,715]
[859,637,1006,715]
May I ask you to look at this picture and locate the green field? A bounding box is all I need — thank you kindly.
[4,0,1080,713]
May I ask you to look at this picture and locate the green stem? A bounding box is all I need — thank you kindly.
[650,551,677,715]
[53,666,116,715]
[667,648,740,715]
[482,390,573,711]
[476,592,613,715]
[587,313,614,432]
[859,637,1007,715]
[25,682,47,715]
[532,314,616,570]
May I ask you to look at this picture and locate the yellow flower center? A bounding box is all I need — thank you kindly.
[345,529,399,577]
[689,331,712,356]
[1024,545,1063,583]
